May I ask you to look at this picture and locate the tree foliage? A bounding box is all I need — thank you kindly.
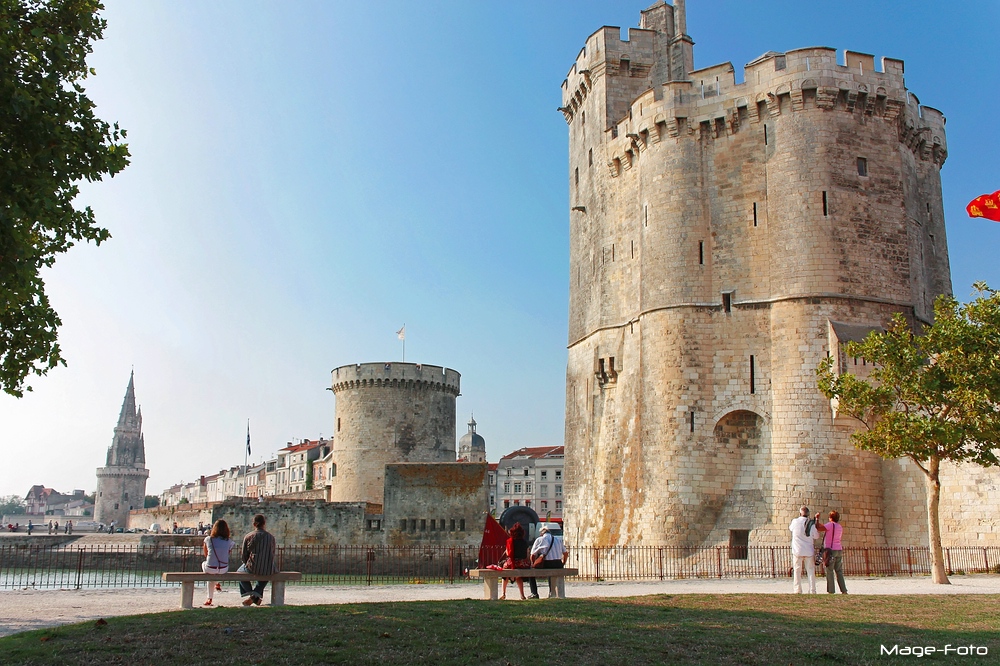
[0,493,26,514]
[0,0,129,397]
[817,283,1000,583]
[143,494,158,509]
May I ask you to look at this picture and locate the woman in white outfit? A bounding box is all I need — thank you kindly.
[202,519,234,606]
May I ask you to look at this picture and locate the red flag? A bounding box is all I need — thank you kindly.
[478,514,508,568]
[967,190,1000,222]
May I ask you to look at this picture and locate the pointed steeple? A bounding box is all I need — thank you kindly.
[117,370,138,428]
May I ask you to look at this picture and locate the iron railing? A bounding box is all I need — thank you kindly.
[1,543,998,589]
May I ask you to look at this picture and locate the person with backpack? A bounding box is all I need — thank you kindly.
[789,506,826,593]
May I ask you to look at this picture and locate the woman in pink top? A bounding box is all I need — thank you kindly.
[824,511,848,594]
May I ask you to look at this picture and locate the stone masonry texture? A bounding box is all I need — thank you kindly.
[562,2,999,550]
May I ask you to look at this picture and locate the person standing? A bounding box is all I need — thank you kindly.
[238,514,278,606]
[789,506,824,594]
[527,526,568,599]
[823,511,848,594]
[202,519,234,606]
[27,520,32,535]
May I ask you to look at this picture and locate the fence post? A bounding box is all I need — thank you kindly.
[594,548,600,581]
[946,548,953,575]
[75,548,84,590]
[984,548,989,573]
[864,548,871,577]
[770,548,776,578]
[907,548,913,576]
[449,548,455,585]
[366,548,374,586]
[658,548,664,581]
[716,547,722,579]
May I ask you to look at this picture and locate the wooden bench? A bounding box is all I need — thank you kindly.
[469,568,578,600]
[161,571,303,609]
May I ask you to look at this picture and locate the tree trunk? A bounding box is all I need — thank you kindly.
[925,456,950,584]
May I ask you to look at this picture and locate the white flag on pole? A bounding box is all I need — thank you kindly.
[397,325,405,340]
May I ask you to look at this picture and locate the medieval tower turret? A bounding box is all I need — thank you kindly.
[95,372,150,527]
[562,2,951,548]
[328,363,461,505]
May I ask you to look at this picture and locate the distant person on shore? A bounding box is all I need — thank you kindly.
[54,520,59,534]
[27,520,32,535]
[789,506,825,594]
[47,520,53,535]
[823,511,848,594]
[238,514,278,606]
[202,520,234,606]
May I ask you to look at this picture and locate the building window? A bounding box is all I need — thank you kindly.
[729,529,750,560]
[506,468,511,477]
[555,470,562,480]
[723,292,732,314]
[504,500,510,509]
[540,470,547,479]
[540,485,548,497]
[451,519,456,531]
[857,157,868,177]
[503,482,510,493]
[420,519,426,531]
[514,483,522,493]
[525,500,531,507]
[523,468,529,477]
[525,483,532,493]
[460,519,466,531]
[555,485,562,497]
[114,503,119,510]
[541,500,548,510]
[490,494,495,506]
[514,500,520,505]
[555,501,562,511]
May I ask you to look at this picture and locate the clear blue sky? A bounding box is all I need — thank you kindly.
[1,1,998,497]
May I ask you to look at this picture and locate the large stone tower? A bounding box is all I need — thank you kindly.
[95,372,150,527]
[329,363,461,505]
[562,2,951,548]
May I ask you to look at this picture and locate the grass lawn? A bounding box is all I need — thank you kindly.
[1,594,997,665]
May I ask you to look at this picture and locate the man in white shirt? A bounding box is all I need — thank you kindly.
[789,505,825,593]
[527,526,568,599]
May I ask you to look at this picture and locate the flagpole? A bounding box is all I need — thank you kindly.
[243,419,249,501]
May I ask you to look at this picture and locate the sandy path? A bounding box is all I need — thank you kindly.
[3,575,999,638]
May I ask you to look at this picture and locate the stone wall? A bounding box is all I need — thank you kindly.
[128,503,214,531]
[560,6,1000,550]
[382,463,488,547]
[210,499,381,547]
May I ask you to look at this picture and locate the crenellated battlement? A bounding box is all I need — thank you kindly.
[331,362,460,396]
[597,46,946,173]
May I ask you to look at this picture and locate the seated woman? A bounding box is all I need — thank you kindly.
[501,523,532,600]
[202,519,234,606]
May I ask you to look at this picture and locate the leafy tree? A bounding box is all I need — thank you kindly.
[817,283,1000,584]
[0,494,26,514]
[0,0,129,397]
[177,497,189,505]
[143,494,158,509]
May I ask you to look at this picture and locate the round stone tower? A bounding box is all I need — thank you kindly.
[458,415,486,463]
[561,3,950,548]
[329,363,461,505]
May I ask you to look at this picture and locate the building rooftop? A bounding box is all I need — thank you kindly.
[500,446,564,461]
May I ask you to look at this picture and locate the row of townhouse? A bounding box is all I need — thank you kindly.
[488,446,564,521]
[159,438,332,506]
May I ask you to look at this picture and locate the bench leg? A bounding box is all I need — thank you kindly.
[483,577,498,600]
[180,581,194,609]
[271,581,286,606]
[555,577,566,599]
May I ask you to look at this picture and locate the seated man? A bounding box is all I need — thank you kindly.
[238,514,278,606]
[527,526,568,599]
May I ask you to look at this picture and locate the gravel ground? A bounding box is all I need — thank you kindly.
[3,574,999,638]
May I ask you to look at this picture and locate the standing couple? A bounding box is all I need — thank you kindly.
[789,506,848,594]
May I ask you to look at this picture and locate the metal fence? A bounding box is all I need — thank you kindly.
[2,543,998,590]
